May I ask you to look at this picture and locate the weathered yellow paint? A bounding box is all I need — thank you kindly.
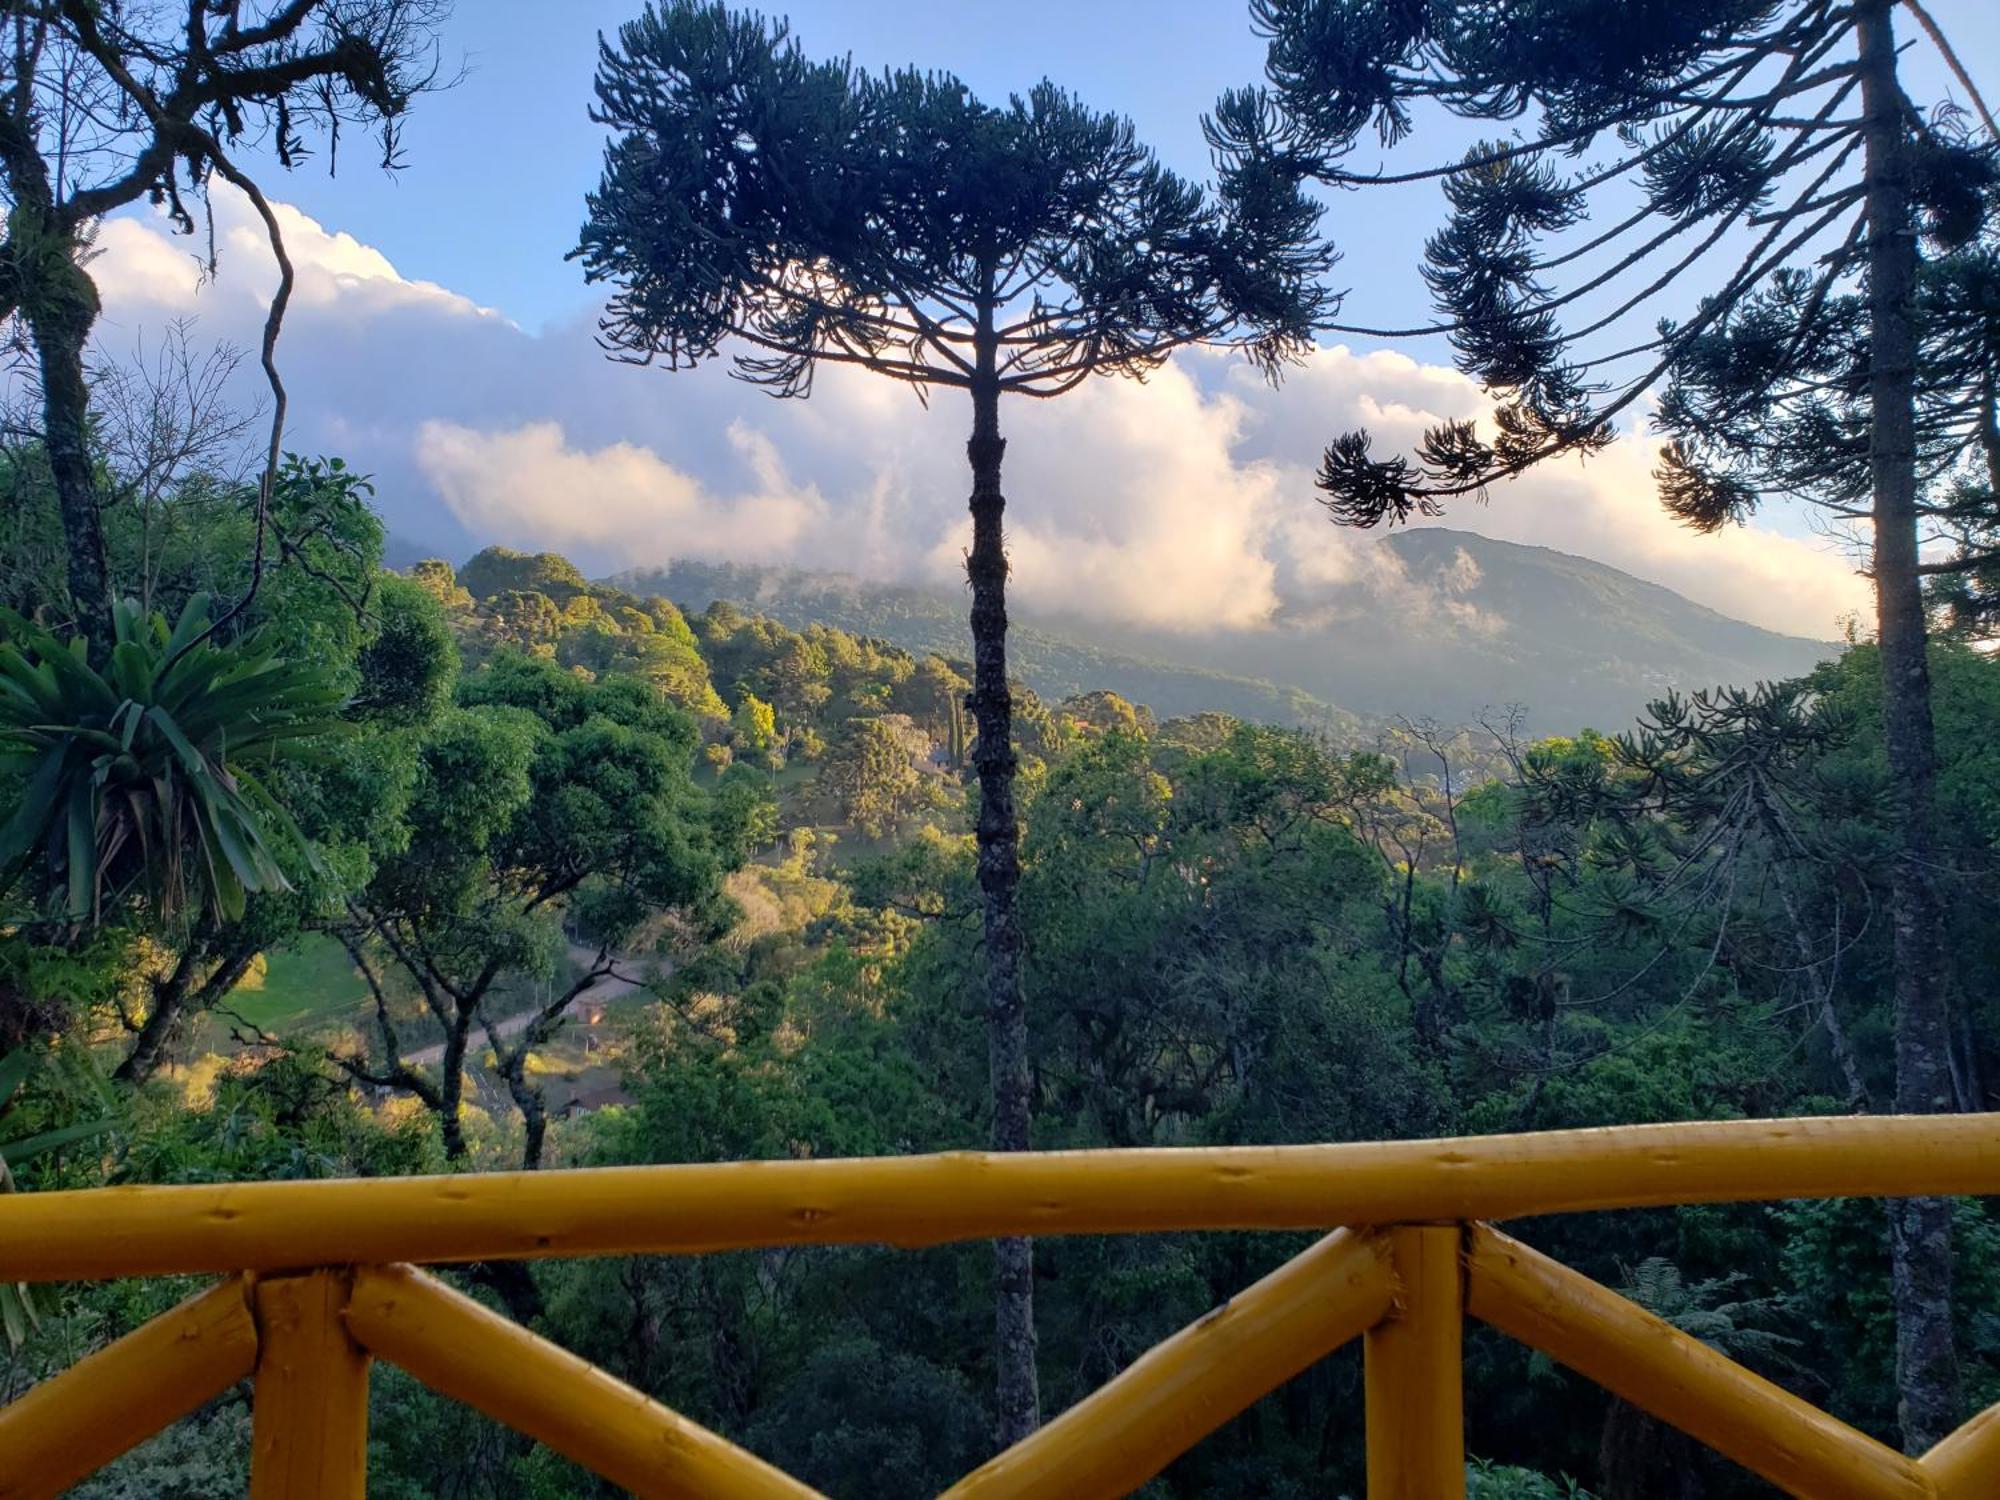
[1924,1400,2000,1497]
[1366,1225,1465,1500]
[1466,1225,1931,1500]
[3,1114,1995,1281]
[942,1228,1395,1500]
[250,1270,371,1500]
[344,1263,824,1499]
[0,1277,257,1500]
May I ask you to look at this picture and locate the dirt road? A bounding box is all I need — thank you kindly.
[399,948,645,1068]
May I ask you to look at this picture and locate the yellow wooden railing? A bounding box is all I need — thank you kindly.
[4,1114,2000,1498]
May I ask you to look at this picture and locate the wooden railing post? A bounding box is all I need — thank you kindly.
[250,1269,371,1500]
[945,1229,1395,1499]
[0,1278,258,1500]
[1926,1402,2000,1498]
[1365,1224,1465,1500]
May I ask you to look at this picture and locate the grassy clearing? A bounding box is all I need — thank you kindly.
[211,934,372,1036]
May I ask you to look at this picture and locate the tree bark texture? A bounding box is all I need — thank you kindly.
[116,936,258,1085]
[0,165,112,636]
[966,354,1039,1446]
[1858,0,1962,1451]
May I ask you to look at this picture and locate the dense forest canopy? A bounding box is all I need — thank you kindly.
[1,1,1998,1496]
[8,483,1999,1493]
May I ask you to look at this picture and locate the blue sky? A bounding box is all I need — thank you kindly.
[243,0,1999,337]
[249,1,1273,334]
[82,1,2000,644]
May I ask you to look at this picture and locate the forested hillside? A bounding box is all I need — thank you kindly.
[611,558,1361,734]
[7,521,1998,1496]
[619,528,1834,736]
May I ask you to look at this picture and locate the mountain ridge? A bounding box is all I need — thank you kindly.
[598,528,1838,733]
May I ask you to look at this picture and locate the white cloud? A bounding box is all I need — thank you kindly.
[90,218,204,311]
[937,362,1284,629]
[1210,344,1870,638]
[242,200,501,320]
[77,187,1872,643]
[417,419,831,563]
[91,187,503,328]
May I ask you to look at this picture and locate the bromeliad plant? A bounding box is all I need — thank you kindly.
[0,595,347,927]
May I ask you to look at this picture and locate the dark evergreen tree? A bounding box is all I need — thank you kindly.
[1868,240,2000,640]
[1249,0,1996,1446]
[573,0,1334,1441]
[1532,681,1877,1108]
[0,0,449,642]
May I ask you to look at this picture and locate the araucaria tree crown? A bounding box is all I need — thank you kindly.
[1249,0,1996,526]
[573,2,1335,398]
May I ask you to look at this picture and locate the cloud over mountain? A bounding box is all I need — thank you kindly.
[82,185,1870,640]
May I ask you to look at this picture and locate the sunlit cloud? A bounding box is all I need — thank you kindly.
[77,185,1870,642]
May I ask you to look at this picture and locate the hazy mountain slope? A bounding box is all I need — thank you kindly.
[612,529,1839,733]
[613,559,1365,734]
[1123,528,1840,730]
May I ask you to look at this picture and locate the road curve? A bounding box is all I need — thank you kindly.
[398,948,645,1069]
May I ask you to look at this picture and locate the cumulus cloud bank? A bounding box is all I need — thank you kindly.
[80,185,1870,640]
[417,420,836,564]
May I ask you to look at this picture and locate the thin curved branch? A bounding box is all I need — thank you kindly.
[1902,0,1999,143]
[170,144,292,655]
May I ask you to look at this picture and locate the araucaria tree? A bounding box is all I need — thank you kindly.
[1251,0,1996,1448]
[574,0,1332,1440]
[0,0,447,640]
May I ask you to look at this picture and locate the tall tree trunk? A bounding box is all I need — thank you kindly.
[1858,0,1962,1451]
[1774,874,1868,1110]
[5,193,111,637]
[966,327,1039,1444]
[494,1042,551,1172]
[444,1003,542,1320]
[1953,1001,1984,1111]
[437,1010,472,1163]
[1599,1398,1703,1500]
[118,939,202,1086]
[1749,786,1869,1109]
[32,304,109,635]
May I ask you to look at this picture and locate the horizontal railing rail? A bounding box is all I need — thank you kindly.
[2,1114,1996,1498]
[7,1113,2000,1282]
